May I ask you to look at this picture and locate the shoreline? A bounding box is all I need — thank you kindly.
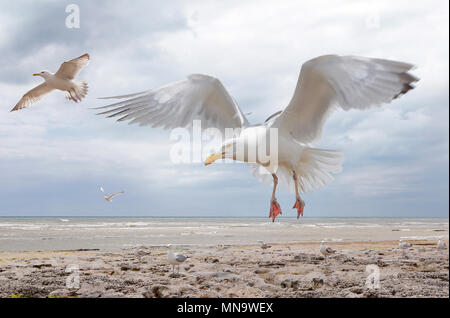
[1,217,447,253]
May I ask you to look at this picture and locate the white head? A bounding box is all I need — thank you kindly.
[33,71,53,80]
[321,240,326,245]
[165,244,173,250]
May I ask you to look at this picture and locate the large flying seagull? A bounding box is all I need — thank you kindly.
[94,55,418,221]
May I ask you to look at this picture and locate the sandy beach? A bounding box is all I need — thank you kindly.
[0,240,448,298]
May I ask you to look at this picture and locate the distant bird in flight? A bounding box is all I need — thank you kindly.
[95,55,418,222]
[10,53,89,111]
[100,186,124,202]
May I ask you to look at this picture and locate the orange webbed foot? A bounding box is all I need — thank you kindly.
[293,199,305,219]
[270,199,282,222]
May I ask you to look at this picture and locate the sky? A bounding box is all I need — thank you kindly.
[0,0,448,217]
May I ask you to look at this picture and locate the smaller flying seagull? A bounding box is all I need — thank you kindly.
[166,244,188,274]
[100,186,124,202]
[10,53,90,111]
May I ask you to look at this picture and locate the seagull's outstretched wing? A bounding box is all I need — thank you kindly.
[272,55,419,144]
[10,83,54,112]
[108,191,124,200]
[55,53,90,80]
[94,74,249,131]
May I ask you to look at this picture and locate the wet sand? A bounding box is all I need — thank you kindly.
[0,240,448,298]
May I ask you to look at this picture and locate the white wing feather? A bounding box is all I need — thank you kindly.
[272,55,419,144]
[94,74,249,131]
[10,83,54,111]
[55,53,90,80]
[108,191,124,200]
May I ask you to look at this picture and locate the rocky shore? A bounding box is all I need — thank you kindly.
[0,240,448,298]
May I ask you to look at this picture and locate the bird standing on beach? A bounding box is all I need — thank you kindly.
[95,55,418,222]
[166,244,188,274]
[100,186,124,202]
[437,239,447,250]
[398,239,412,249]
[10,54,90,111]
[399,239,412,257]
[258,241,272,250]
[320,240,335,262]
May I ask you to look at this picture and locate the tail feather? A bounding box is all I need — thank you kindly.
[67,81,89,102]
[296,148,344,193]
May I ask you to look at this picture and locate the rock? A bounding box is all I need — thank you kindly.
[291,280,300,290]
[350,287,364,294]
[363,289,380,298]
[83,291,102,298]
[119,263,140,271]
[142,291,153,298]
[312,278,324,289]
[169,273,184,278]
[151,285,168,298]
[280,280,291,288]
[32,263,53,269]
[99,292,124,298]
[254,269,269,274]
[48,289,74,298]
[340,290,361,298]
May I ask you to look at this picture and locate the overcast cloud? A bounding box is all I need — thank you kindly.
[0,0,448,217]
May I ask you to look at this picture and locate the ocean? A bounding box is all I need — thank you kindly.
[0,217,448,252]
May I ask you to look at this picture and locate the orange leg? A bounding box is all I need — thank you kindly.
[292,171,305,219]
[269,174,282,222]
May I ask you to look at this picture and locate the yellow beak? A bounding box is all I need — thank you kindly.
[204,153,222,166]
[33,73,39,76]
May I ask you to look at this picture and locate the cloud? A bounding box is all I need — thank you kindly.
[0,0,448,217]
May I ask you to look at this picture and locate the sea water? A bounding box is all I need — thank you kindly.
[0,217,448,252]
